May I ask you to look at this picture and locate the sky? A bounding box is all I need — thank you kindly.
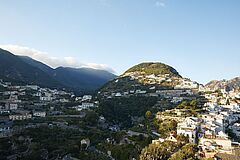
[0,0,240,84]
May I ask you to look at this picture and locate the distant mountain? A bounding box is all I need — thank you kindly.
[19,55,116,91]
[0,48,116,92]
[53,67,116,91]
[100,62,185,92]
[205,77,240,91]
[0,48,61,87]
[19,56,54,74]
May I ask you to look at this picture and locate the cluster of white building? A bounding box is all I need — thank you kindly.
[73,95,99,111]
[124,72,201,91]
[202,87,240,106]
[37,88,71,102]
[0,80,75,121]
[101,88,195,105]
[123,72,175,84]
[0,94,21,113]
[74,103,97,111]
[174,79,199,89]
[176,103,240,158]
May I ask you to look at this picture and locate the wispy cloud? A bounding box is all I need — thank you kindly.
[155,1,166,8]
[98,0,112,7]
[0,44,115,73]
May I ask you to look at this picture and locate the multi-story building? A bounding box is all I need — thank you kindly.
[9,113,32,121]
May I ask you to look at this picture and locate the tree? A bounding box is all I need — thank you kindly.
[140,141,178,160]
[145,111,152,119]
[190,100,197,106]
[159,119,177,137]
[84,111,98,125]
[111,144,138,160]
[176,134,189,145]
[98,97,157,128]
[190,100,197,109]
[177,101,188,109]
[169,144,199,160]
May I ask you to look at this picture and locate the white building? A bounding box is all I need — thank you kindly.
[81,139,90,149]
[82,102,95,108]
[76,103,96,111]
[9,113,32,121]
[5,103,18,110]
[75,97,82,101]
[171,97,184,103]
[33,111,46,117]
[115,93,122,97]
[59,99,69,103]
[82,95,92,101]
[199,131,232,151]
[40,96,53,101]
[26,85,39,90]
[177,117,200,144]
[0,121,12,138]
[136,90,147,94]
[174,79,198,89]
[34,92,42,97]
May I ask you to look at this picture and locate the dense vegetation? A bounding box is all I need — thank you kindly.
[140,141,198,160]
[98,96,158,127]
[0,85,6,92]
[0,126,114,160]
[124,62,181,77]
[175,100,204,116]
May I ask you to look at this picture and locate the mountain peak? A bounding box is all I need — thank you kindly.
[124,62,181,77]
[100,62,185,92]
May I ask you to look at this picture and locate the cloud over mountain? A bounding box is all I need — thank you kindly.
[0,44,114,73]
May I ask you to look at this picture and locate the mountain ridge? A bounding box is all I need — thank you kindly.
[0,48,62,87]
[2,48,240,93]
[205,77,240,91]
[0,48,116,93]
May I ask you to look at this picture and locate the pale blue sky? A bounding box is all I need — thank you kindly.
[0,0,240,84]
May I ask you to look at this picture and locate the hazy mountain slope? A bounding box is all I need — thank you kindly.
[53,67,116,91]
[0,48,116,92]
[0,48,61,87]
[19,56,54,74]
[19,55,116,91]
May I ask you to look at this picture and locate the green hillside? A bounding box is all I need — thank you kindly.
[124,62,181,77]
[100,62,182,92]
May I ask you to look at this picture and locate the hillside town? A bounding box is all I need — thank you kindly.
[1,70,240,160]
[153,86,240,159]
[0,79,99,138]
[102,70,240,159]
[100,72,200,102]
